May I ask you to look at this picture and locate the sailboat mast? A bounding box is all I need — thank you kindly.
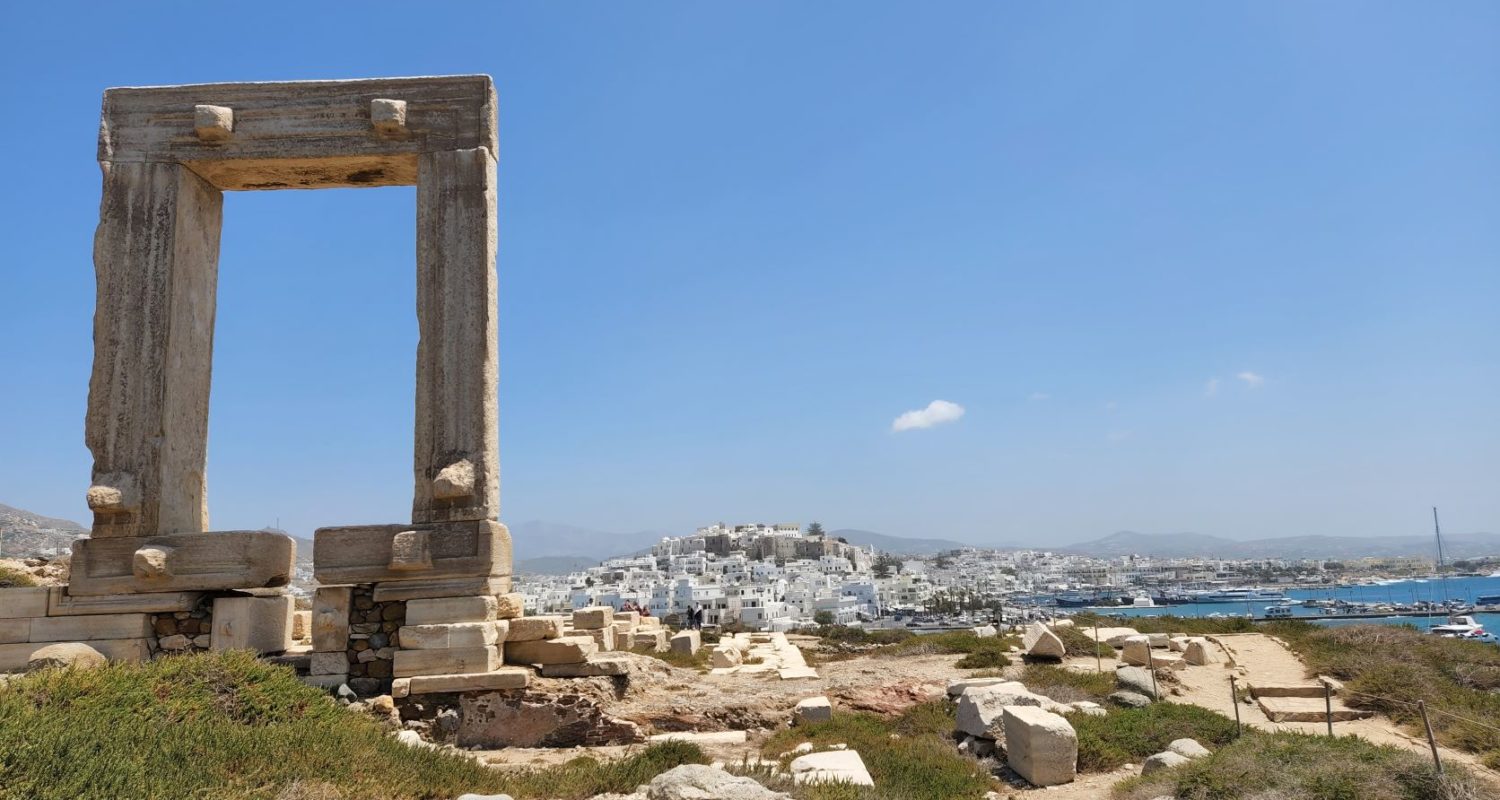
[1434,506,1452,617]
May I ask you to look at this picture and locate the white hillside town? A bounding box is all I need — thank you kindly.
[507,522,1409,631]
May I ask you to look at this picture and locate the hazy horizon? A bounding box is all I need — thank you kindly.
[2,4,1496,546]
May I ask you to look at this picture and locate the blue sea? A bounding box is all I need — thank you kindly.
[1096,575,1500,635]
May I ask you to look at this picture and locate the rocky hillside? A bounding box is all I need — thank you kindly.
[0,502,86,559]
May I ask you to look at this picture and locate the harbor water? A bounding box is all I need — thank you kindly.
[1093,575,1500,635]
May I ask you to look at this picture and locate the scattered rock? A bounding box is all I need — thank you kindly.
[1108,690,1152,708]
[26,643,106,672]
[971,625,998,638]
[1115,666,1159,699]
[1184,638,1218,665]
[1068,700,1107,717]
[955,682,1055,738]
[1167,738,1210,759]
[1142,750,1191,774]
[789,749,875,786]
[1022,622,1065,659]
[645,764,790,799]
[794,696,832,725]
[1121,636,1153,666]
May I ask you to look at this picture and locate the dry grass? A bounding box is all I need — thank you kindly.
[1113,730,1492,800]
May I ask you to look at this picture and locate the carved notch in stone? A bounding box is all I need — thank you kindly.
[371,98,408,137]
[432,459,476,500]
[193,104,234,142]
[389,529,433,571]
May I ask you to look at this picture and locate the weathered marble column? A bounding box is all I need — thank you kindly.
[412,147,499,525]
[84,161,221,538]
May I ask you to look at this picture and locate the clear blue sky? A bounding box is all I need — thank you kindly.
[1,3,1496,546]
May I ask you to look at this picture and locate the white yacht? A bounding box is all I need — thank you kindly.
[1429,615,1486,638]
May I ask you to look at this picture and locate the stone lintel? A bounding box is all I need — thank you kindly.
[68,530,295,596]
[46,587,203,616]
[370,575,511,603]
[99,75,498,189]
[313,520,510,584]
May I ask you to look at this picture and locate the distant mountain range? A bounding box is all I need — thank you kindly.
[828,529,972,555]
[1060,530,1500,560]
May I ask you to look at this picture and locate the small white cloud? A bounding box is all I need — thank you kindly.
[1029,392,1050,402]
[1237,371,1265,388]
[1203,378,1220,398]
[891,400,965,432]
[1107,429,1133,442]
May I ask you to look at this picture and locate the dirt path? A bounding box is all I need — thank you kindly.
[1159,633,1499,780]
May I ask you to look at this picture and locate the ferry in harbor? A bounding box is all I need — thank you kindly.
[1186,588,1288,603]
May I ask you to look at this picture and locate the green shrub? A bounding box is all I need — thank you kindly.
[1054,625,1115,658]
[1018,664,1114,703]
[758,701,1001,800]
[0,650,709,800]
[872,631,1015,669]
[1113,730,1491,800]
[1071,702,1239,772]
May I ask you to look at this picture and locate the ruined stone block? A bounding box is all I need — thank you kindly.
[313,520,509,584]
[309,651,350,676]
[292,610,311,641]
[670,630,700,655]
[572,606,613,630]
[211,596,293,654]
[69,531,294,596]
[0,587,48,618]
[392,645,500,678]
[506,615,564,642]
[29,613,153,643]
[369,98,407,137]
[312,586,353,652]
[405,667,529,694]
[632,630,668,652]
[0,619,30,644]
[1002,706,1078,787]
[794,696,833,724]
[539,655,632,677]
[405,595,497,626]
[581,626,615,652]
[399,621,506,650]
[505,636,596,665]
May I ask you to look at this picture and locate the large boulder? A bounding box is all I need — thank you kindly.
[1022,623,1065,659]
[669,630,700,655]
[1115,665,1158,699]
[26,643,106,672]
[956,681,1052,738]
[646,764,790,799]
[789,750,875,786]
[1002,706,1078,787]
